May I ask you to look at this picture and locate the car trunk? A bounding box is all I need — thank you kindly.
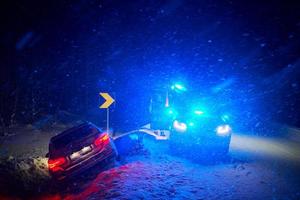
[49,124,102,159]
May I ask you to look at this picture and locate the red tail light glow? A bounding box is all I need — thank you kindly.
[94,133,110,147]
[48,157,66,172]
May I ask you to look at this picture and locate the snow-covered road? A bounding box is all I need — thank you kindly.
[47,156,299,200]
[41,133,300,200]
[1,126,300,200]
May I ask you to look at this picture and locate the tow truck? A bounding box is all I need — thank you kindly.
[148,83,232,156]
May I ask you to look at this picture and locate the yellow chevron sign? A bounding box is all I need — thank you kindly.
[99,93,115,109]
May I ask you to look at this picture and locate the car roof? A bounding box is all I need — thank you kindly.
[50,122,95,143]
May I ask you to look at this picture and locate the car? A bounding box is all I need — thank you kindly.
[150,83,232,157]
[46,122,118,180]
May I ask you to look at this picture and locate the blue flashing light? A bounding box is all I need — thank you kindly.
[171,83,187,92]
[175,84,185,90]
[194,110,204,115]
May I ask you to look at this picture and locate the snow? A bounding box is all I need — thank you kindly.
[1,0,300,199]
[1,124,300,199]
[0,124,65,159]
[45,148,300,200]
[0,156,51,198]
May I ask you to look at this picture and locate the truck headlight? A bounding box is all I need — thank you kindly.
[216,125,231,136]
[173,120,187,133]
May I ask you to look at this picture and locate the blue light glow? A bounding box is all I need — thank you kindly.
[168,109,174,115]
[129,134,139,140]
[221,114,230,122]
[194,110,204,115]
[165,108,176,116]
[173,120,187,132]
[171,83,187,92]
[216,125,231,136]
[188,122,195,127]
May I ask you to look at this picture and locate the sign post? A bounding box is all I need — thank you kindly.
[99,92,115,134]
[106,108,109,133]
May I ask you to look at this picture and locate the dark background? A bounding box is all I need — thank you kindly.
[1,0,300,132]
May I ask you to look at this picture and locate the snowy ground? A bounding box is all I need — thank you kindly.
[0,123,300,200]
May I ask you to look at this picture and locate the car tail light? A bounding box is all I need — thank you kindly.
[94,133,110,147]
[48,157,66,172]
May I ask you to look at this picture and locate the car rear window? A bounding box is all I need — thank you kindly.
[50,125,100,150]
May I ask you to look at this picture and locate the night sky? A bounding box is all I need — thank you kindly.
[1,0,300,128]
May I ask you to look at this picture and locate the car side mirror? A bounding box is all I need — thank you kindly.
[45,152,49,158]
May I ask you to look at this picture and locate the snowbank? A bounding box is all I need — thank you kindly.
[0,156,51,198]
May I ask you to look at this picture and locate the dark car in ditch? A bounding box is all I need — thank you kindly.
[47,122,117,180]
